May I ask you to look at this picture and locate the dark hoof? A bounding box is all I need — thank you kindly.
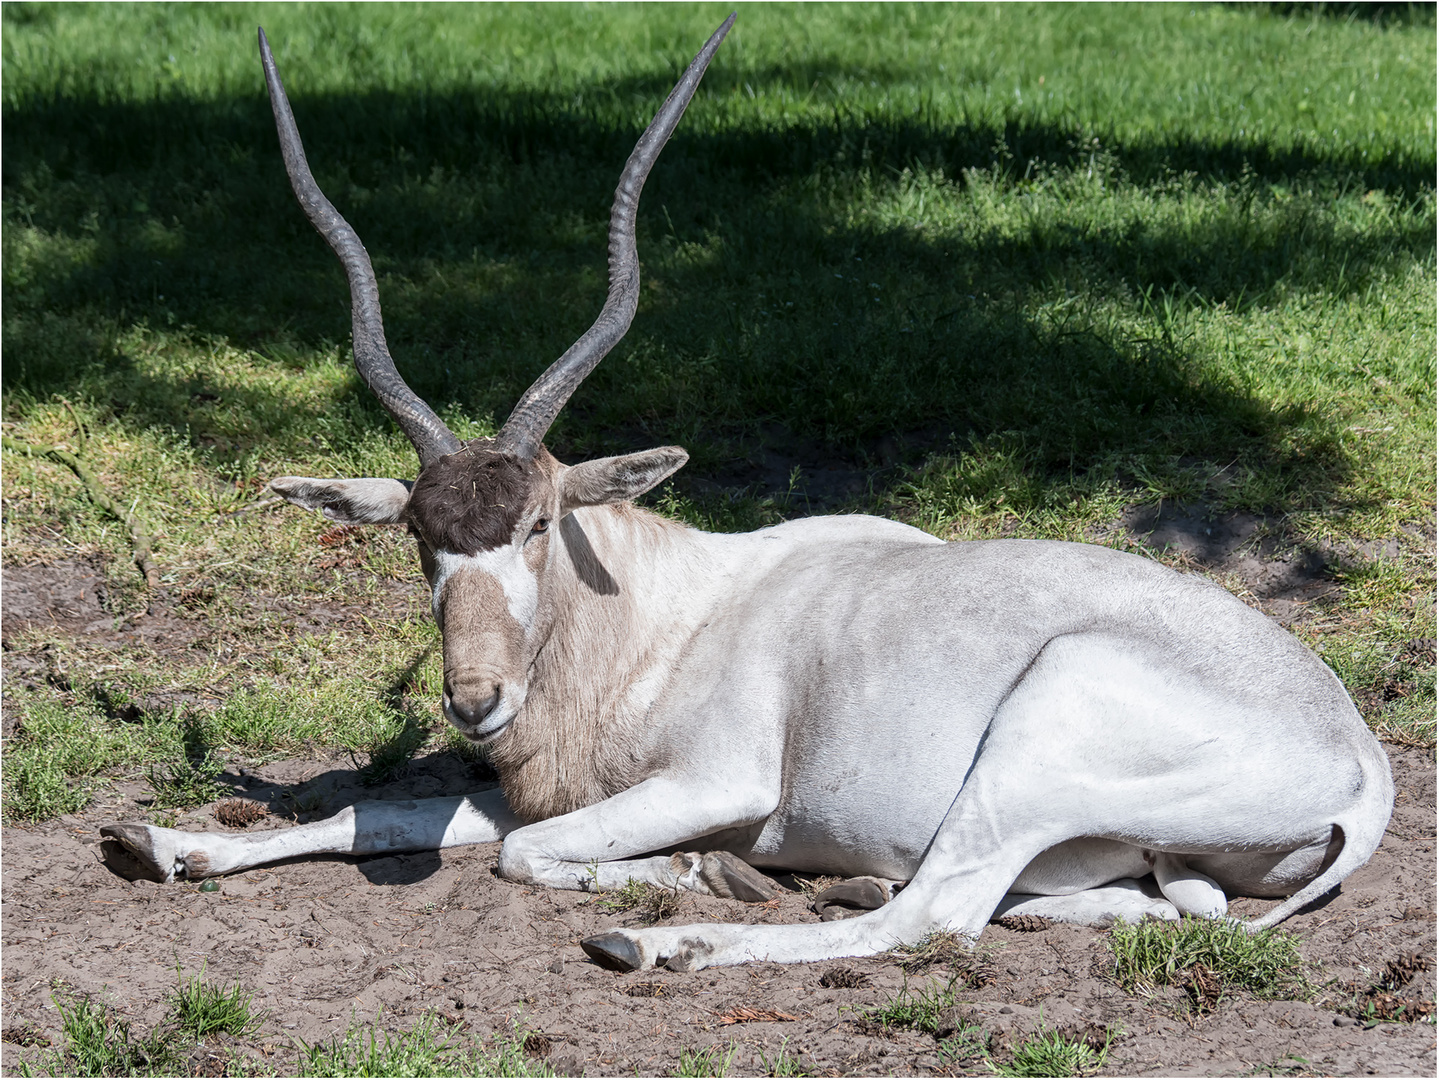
[98,839,163,882]
[581,932,644,972]
[663,949,697,972]
[99,824,164,881]
[812,877,890,921]
[700,851,779,902]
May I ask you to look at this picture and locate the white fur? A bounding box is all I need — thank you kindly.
[105,507,1392,974]
[431,547,538,629]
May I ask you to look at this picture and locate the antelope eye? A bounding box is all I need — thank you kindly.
[532,518,549,534]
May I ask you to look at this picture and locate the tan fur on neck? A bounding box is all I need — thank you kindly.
[484,503,706,823]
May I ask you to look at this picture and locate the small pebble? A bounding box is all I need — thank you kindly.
[1334,1016,1356,1027]
[199,880,220,893]
[999,1006,1014,1015]
[548,959,564,974]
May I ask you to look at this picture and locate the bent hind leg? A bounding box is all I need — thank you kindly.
[1151,853,1228,919]
[583,631,1391,970]
[994,880,1179,926]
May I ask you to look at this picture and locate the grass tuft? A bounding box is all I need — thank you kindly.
[991,1025,1115,1078]
[2,746,93,823]
[146,736,227,810]
[594,878,682,924]
[937,1024,992,1072]
[23,990,183,1078]
[297,1013,554,1078]
[859,975,960,1035]
[168,963,265,1040]
[1107,916,1311,1005]
[893,930,999,986]
[756,1038,809,1078]
[671,1041,737,1078]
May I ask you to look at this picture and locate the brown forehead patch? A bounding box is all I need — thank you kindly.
[407,442,539,555]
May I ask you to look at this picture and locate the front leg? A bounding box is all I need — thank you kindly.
[496,776,778,897]
[101,788,520,883]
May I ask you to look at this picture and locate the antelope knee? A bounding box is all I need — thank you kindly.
[496,835,590,891]
[496,836,542,885]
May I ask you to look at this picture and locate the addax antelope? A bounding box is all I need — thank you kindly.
[102,15,1392,973]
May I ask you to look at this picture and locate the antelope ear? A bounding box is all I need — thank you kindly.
[267,477,413,524]
[559,447,689,514]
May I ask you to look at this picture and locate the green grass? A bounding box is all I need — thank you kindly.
[860,975,961,1035]
[757,1038,810,1078]
[20,971,267,1078]
[0,631,445,822]
[1245,1053,1320,1078]
[937,1024,993,1072]
[1107,916,1312,1004]
[990,1025,1114,1078]
[2,3,1434,819]
[672,1042,737,1078]
[2,693,179,823]
[297,1015,553,1079]
[23,991,184,1078]
[168,964,266,1040]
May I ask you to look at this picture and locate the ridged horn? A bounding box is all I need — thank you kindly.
[258,27,464,469]
[494,12,736,460]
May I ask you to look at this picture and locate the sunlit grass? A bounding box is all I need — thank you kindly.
[1107,916,1312,1003]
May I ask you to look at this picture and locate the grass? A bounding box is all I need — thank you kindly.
[146,718,229,809]
[168,963,266,1040]
[22,990,184,1078]
[937,1024,992,1072]
[298,1016,553,1078]
[757,1038,810,1078]
[594,877,683,924]
[991,1025,1114,1078]
[859,975,962,1035]
[12,972,553,1078]
[1244,1053,1318,1078]
[863,979,1116,1078]
[892,930,1000,986]
[672,1042,737,1078]
[21,971,264,1078]
[0,4,1433,819]
[1106,916,1312,1006]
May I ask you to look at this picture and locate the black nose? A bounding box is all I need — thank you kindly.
[445,681,501,727]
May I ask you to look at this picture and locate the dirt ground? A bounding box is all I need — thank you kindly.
[2,504,1435,1077]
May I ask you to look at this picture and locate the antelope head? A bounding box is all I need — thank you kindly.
[257,16,733,743]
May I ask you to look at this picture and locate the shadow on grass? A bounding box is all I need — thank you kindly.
[4,78,1432,509]
[356,642,441,788]
[1264,1,1436,27]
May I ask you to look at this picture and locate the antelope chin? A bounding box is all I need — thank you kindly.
[469,714,514,743]
[447,702,518,744]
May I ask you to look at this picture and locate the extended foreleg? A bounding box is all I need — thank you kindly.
[100,789,519,883]
[495,775,778,899]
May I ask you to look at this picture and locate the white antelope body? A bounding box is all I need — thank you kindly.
[102,16,1392,973]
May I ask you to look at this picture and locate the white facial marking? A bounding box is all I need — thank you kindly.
[432,547,539,629]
